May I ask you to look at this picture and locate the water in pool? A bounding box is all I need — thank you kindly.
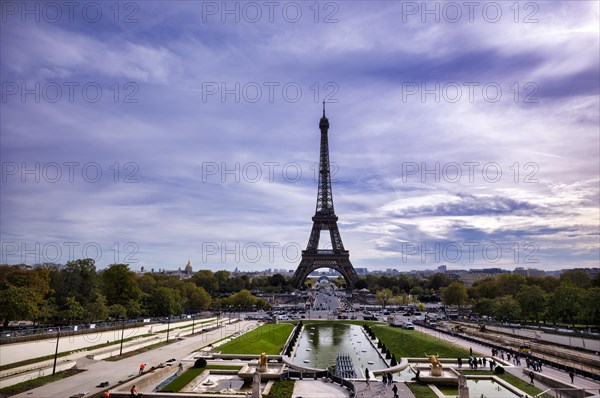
[292,323,388,377]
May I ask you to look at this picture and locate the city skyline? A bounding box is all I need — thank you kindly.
[1,1,599,272]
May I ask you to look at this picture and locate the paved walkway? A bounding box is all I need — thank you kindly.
[354,379,414,398]
[13,320,256,398]
[293,380,350,397]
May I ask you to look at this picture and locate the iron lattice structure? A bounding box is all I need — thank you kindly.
[291,105,359,289]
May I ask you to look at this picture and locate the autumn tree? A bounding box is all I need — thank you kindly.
[376,289,393,308]
[441,282,469,307]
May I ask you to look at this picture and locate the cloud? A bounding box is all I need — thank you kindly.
[1,1,598,272]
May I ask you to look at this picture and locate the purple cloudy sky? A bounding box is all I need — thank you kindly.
[1,1,598,272]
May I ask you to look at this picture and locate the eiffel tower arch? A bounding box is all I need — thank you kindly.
[291,104,359,289]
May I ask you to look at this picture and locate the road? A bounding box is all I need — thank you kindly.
[1,318,213,366]
[12,320,257,398]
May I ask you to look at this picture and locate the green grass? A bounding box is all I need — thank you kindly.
[498,372,553,398]
[159,364,243,392]
[265,379,295,398]
[160,367,204,392]
[437,385,458,395]
[218,323,294,355]
[407,382,438,398]
[371,325,471,358]
[206,364,243,370]
[0,368,84,397]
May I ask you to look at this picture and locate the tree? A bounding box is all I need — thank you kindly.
[0,285,40,327]
[86,294,109,322]
[182,282,212,313]
[57,259,98,306]
[397,275,413,294]
[441,282,469,307]
[517,286,547,322]
[495,274,526,297]
[582,287,600,325]
[191,270,218,294]
[256,297,272,310]
[100,263,142,311]
[37,298,59,324]
[355,279,368,290]
[146,287,183,317]
[109,304,127,319]
[560,270,592,289]
[376,289,393,308]
[214,270,231,292]
[268,274,287,289]
[427,273,452,290]
[471,278,499,299]
[227,289,257,309]
[547,283,584,326]
[493,296,521,321]
[61,296,85,324]
[472,298,495,317]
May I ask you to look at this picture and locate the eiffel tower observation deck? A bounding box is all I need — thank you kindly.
[291,104,359,289]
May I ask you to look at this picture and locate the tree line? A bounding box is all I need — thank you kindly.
[440,271,600,326]
[0,259,280,327]
[1,260,598,327]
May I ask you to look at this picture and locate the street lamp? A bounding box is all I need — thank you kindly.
[166,315,171,343]
[119,319,126,355]
[52,327,60,375]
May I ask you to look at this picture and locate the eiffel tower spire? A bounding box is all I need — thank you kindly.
[291,106,358,289]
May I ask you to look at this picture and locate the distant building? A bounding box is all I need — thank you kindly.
[438,265,447,273]
[185,260,193,275]
[513,267,546,277]
[460,269,509,287]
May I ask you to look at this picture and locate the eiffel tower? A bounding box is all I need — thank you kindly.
[291,103,359,289]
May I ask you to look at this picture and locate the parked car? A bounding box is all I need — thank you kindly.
[403,322,414,330]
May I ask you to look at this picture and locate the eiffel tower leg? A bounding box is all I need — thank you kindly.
[292,257,313,288]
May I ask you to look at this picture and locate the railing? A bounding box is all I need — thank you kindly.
[0,314,213,345]
[418,323,600,382]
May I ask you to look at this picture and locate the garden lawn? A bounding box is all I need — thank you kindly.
[160,367,204,392]
[371,325,470,358]
[218,323,294,355]
[159,365,243,393]
[407,382,438,398]
[265,380,295,398]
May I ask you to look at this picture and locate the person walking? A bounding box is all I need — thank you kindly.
[469,347,473,356]
[130,385,138,397]
[569,371,575,384]
[392,383,399,398]
[529,371,534,385]
[365,368,370,389]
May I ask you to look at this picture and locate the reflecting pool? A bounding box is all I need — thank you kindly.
[292,323,388,376]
